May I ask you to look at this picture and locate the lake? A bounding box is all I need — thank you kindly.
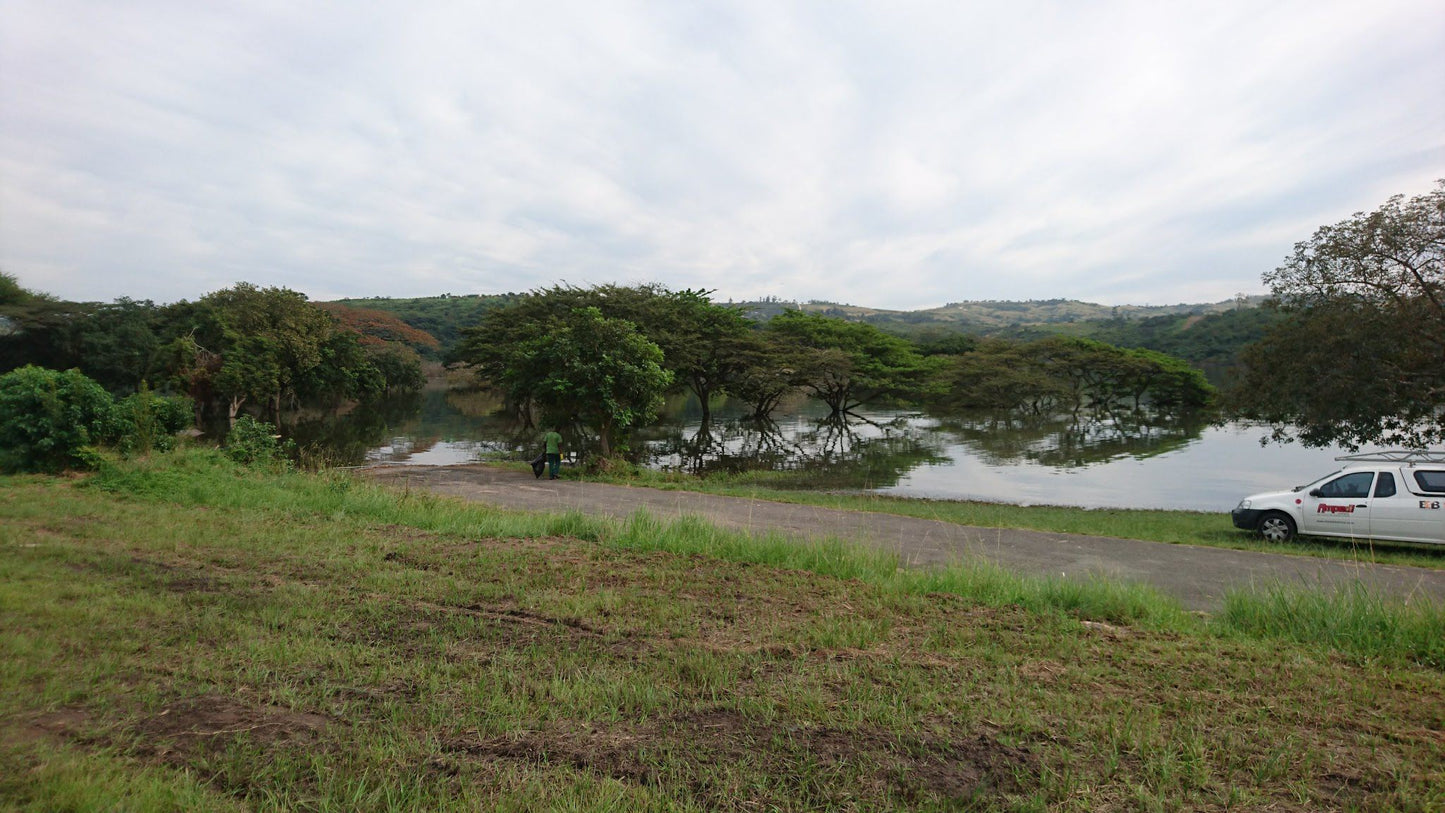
[302,388,1383,513]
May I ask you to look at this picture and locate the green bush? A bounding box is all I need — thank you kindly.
[106,384,193,455]
[224,415,294,468]
[0,365,115,473]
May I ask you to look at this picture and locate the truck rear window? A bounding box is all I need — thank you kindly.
[1414,470,1445,494]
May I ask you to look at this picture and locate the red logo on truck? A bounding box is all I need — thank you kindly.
[1317,504,1355,514]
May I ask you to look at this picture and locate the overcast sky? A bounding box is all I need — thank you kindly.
[2,1,1442,310]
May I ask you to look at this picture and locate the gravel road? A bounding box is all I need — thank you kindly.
[363,463,1445,613]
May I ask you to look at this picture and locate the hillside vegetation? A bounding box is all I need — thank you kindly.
[791,295,1265,329]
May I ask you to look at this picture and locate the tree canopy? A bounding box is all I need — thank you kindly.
[940,336,1213,414]
[1226,181,1444,448]
[456,284,757,424]
[502,306,673,455]
[0,280,428,431]
[765,310,935,415]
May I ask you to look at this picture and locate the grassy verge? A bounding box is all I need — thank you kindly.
[2,449,1442,810]
[576,465,1445,569]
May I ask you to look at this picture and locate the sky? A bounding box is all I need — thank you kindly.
[2,1,1442,310]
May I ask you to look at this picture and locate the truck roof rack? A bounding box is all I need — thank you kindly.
[1335,450,1445,465]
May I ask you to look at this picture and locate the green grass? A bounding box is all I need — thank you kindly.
[580,464,1445,569]
[1218,581,1445,670]
[2,449,1443,811]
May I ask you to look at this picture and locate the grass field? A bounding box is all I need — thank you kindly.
[2,450,1443,811]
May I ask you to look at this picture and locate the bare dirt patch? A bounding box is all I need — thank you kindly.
[2,708,92,748]
[448,708,1037,808]
[128,694,333,766]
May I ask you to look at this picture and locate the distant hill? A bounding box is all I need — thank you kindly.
[990,306,1281,377]
[737,295,1268,330]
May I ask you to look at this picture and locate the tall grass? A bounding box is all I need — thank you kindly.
[1217,582,1445,669]
[0,742,249,813]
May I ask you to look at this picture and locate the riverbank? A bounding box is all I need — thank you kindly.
[2,451,1442,810]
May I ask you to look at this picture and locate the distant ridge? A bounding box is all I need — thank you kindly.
[731,295,1267,328]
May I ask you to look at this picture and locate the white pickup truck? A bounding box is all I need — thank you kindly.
[1231,451,1445,545]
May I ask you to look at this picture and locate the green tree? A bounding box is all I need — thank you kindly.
[938,337,1212,414]
[295,330,387,407]
[766,310,933,415]
[633,289,756,421]
[1119,347,1213,409]
[504,307,673,456]
[188,284,339,425]
[0,271,32,307]
[73,298,168,394]
[363,344,427,396]
[726,332,805,419]
[942,339,1068,412]
[0,290,89,375]
[1226,181,1444,448]
[456,284,753,421]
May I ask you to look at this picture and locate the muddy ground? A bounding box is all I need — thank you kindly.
[363,463,1445,612]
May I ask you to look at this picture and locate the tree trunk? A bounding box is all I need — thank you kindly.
[598,419,613,457]
[696,384,712,422]
[226,395,245,430]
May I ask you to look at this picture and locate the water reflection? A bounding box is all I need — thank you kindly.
[936,407,1211,469]
[288,388,1378,510]
[636,409,950,489]
[286,388,532,466]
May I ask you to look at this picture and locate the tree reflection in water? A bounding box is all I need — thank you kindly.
[934,406,1211,468]
[288,388,538,466]
[294,388,1211,484]
[636,411,950,489]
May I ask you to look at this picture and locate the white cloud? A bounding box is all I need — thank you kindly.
[1,0,1441,308]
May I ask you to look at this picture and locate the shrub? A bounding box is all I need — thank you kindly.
[0,365,115,473]
[107,383,194,455]
[224,415,294,468]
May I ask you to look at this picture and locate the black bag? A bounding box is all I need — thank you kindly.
[529,453,546,478]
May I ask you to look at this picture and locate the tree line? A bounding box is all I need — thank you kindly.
[2,178,1437,471]
[0,280,432,432]
[452,283,1215,457]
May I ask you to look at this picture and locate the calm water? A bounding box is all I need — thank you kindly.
[314,389,1382,512]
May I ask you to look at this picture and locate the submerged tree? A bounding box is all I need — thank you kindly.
[765,310,934,415]
[1226,181,1444,448]
[456,284,754,421]
[938,336,1211,415]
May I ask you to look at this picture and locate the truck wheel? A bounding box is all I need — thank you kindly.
[1258,512,1296,543]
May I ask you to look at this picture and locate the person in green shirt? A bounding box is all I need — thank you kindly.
[542,429,563,480]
